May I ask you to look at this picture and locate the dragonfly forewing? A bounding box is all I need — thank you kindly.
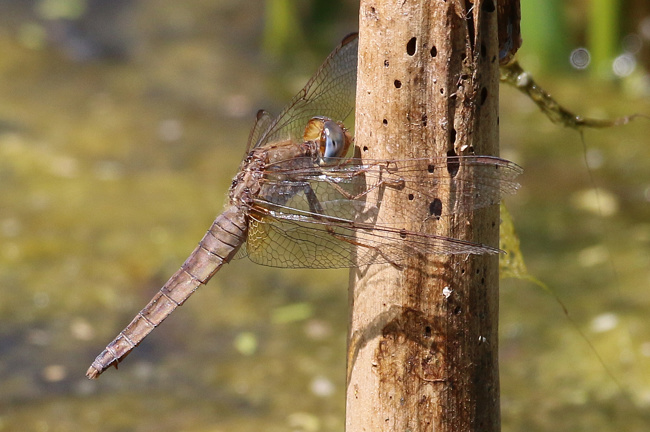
[241,155,522,269]
[259,155,522,225]
[252,33,358,149]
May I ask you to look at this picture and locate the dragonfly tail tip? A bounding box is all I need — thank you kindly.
[85,365,101,380]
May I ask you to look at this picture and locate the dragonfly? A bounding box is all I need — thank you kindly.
[86,33,522,379]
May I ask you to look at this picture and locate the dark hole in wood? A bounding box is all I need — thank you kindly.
[447,149,459,177]
[382,118,388,125]
[454,306,462,315]
[482,0,495,12]
[399,229,407,239]
[430,45,437,57]
[408,193,414,201]
[427,164,435,173]
[480,87,488,105]
[450,128,456,144]
[424,326,432,338]
[394,79,402,88]
[384,59,389,67]
[421,114,427,126]
[406,37,417,55]
[363,146,368,152]
[429,199,443,219]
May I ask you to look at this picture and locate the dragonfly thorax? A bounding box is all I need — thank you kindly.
[228,154,264,207]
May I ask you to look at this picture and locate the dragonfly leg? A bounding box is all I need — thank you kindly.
[301,184,402,268]
[325,163,405,201]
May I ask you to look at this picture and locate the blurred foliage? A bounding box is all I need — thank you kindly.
[588,0,621,78]
[519,0,649,81]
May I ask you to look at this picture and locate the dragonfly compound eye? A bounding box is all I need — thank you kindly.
[321,120,346,163]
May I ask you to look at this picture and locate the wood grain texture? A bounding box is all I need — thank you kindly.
[347,1,501,430]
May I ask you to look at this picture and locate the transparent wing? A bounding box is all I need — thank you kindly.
[249,33,358,150]
[261,155,522,220]
[240,156,522,269]
[244,110,274,156]
[243,213,497,269]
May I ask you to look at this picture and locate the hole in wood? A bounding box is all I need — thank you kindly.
[408,193,414,201]
[429,199,443,219]
[406,37,417,55]
[482,0,495,12]
[394,79,402,88]
[480,87,488,105]
[430,45,437,57]
[384,59,389,67]
[382,118,388,125]
[447,150,459,177]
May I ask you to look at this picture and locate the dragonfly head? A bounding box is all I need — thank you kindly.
[304,117,353,166]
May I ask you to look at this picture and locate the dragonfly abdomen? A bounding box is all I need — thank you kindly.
[86,206,247,379]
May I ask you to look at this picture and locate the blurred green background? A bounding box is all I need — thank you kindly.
[0,1,649,431]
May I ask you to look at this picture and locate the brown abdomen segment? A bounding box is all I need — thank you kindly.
[86,206,247,379]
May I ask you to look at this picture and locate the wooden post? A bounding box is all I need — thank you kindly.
[347,1,501,431]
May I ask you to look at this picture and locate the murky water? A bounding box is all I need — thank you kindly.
[0,2,649,431]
